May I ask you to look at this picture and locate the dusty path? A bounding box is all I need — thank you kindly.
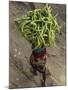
[9,1,66,89]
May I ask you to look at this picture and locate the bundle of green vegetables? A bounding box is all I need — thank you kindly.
[16,4,60,49]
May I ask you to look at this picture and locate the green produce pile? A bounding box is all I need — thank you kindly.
[15,4,60,49]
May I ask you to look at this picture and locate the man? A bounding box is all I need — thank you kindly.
[30,48,47,86]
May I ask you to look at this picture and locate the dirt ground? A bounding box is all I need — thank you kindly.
[9,1,66,89]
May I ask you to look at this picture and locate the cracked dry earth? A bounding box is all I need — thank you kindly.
[9,1,66,89]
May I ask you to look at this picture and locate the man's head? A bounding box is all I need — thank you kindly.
[32,48,46,59]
